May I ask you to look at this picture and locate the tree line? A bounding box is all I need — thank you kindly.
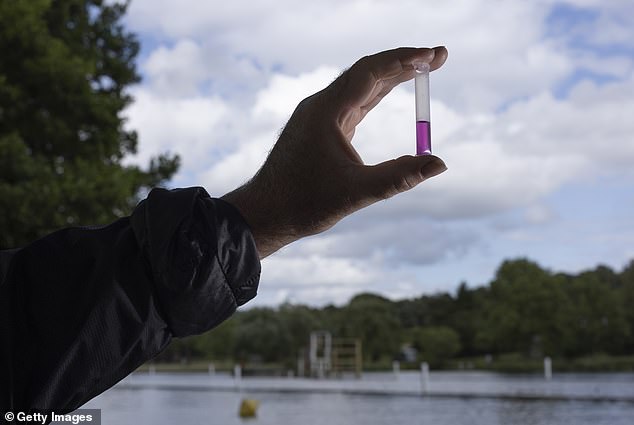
[158,258,634,369]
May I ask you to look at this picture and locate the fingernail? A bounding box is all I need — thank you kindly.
[421,156,447,179]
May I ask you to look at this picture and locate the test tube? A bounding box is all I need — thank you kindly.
[414,62,431,155]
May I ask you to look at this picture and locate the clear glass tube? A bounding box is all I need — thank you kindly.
[414,62,431,155]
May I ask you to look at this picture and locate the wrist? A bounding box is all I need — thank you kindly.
[221,185,298,259]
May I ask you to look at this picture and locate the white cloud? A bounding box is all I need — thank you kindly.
[127,0,574,111]
[123,88,229,171]
[551,0,634,47]
[289,217,477,266]
[253,245,462,306]
[495,75,634,167]
[264,255,371,287]
[524,204,558,225]
[143,39,208,97]
[252,67,338,121]
[256,254,372,306]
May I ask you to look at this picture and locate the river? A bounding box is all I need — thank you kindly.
[80,371,634,424]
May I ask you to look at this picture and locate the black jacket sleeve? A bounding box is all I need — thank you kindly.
[0,187,260,413]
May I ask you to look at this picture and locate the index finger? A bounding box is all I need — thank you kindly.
[332,46,447,111]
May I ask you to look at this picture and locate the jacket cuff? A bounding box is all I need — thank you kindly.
[131,187,261,337]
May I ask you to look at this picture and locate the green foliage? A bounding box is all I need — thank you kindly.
[412,326,461,367]
[339,293,401,362]
[0,0,179,249]
[621,260,634,352]
[475,259,573,357]
[191,317,238,360]
[277,303,323,351]
[232,308,293,362]
[449,282,486,357]
[562,270,630,355]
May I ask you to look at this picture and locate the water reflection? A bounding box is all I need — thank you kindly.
[82,372,634,425]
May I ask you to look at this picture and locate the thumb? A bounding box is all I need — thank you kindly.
[357,155,447,202]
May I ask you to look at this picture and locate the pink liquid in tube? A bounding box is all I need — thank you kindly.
[416,120,431,155]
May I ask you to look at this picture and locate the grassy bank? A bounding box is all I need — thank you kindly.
[137,360,233,373]
[137,360,294,376]
[450,353,634,373]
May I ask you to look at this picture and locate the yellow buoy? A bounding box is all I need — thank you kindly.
[239,398,260,418]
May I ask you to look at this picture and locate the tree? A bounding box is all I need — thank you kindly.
[564,268,630,355]
[192,316,239,361]
[621,260,634,352]
[232,308,292,363]
[395,293,455,329]
[475,259,573,356]
[277,303,322,356]
[338,293,401,362]
[449,282,487,356]
[412,326,461,368]
[0,0,179,249]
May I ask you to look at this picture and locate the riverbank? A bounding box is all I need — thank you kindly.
[455,353,634,373]
[118,370,634,404]
[139,354,634,375]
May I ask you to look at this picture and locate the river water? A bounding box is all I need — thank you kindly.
[81,371,634,425]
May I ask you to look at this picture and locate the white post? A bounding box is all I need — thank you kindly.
[544,357,552,380]
[393,361,400,380]
[208,362,215,376]
[420,362,430,395]
[234,364,242,389]
[318,361,325,379]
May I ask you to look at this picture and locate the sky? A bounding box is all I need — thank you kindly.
[121,0,634,307]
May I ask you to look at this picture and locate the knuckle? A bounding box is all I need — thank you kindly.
[391,174,418,196]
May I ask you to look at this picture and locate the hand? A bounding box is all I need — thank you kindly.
[222,46,449,258]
